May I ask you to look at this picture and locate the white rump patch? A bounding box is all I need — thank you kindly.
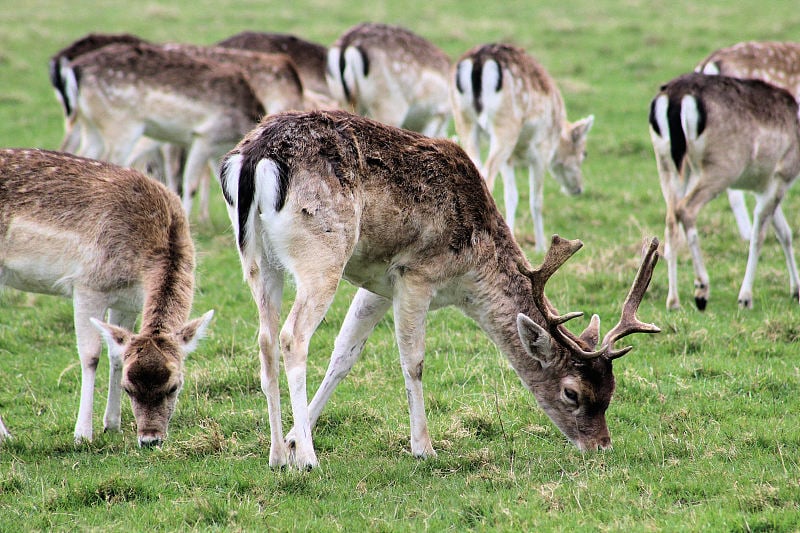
[222,153,243,208]
[700,62,721,75]
[481,59,502,108]
[680,94,701,141]
[456,59,474,98]
[652,94,670,139]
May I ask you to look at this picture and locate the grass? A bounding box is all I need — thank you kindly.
[2,0,800,530]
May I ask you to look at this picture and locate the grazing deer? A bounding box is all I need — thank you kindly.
[696,41,800,241]
[217,31,332,100]
[648,73,800,310]
[451,43,594,252]
[62,41,264,220]
[161,43,307,113]
[49,32,151,155]
[219,109,660,469]
[0,149,214,445]
[326,23,452,137]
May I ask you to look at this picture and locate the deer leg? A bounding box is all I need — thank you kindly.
[286,289,391,447]
[528,161,547,253]
[72,289,110,442]
[663,207,682,310]
[727,189,752,241]
[0,414,9,442]
[677,182,725,310]
[102,308,137,433]
[738,191,780,308]
[180,140,213,219]
[483,125,520,194]
[771,205,800,301]
[499,162,519,236]
[247,261,286,468]
[392,277,435,459]
[279,271,342,469]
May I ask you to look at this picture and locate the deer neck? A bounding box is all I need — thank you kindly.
[139,215,195,336]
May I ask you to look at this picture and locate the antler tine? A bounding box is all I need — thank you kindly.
[601,237,662,359]
[521,235,607,358]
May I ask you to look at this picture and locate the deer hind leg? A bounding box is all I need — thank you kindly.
[727,189,752,241]
[247,261,288,468]
[677,180,725,311]
[72,288,110,442]
[483,124,520,194]
[392,276,436,458]
[102,308,138,434]
[286,288,392,447]
[738,189,784,308]
[771,205,800,301]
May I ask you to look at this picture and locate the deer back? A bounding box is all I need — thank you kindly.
[649,73,800,186]
[697,41,800,100]
[217,31,331,97]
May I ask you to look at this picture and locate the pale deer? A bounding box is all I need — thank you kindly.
[62,41,264,220]
[451,43,594,252]
[49,32,150,155]
[326,22,452,137]
[219,109,660,469]
[0,149,214,445]
[217,31,332,100]
[696,41,800,241]
[649,73,800,310]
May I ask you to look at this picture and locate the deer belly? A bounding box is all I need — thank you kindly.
[0,222,90,297]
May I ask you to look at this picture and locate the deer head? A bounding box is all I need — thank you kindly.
[517,235,660,450]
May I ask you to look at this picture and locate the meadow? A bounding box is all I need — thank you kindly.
[1,0,799,530]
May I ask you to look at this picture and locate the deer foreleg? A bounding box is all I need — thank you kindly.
[72,289,110,442]
[103,308,137,433]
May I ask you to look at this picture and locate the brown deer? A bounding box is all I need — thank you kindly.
[451,43,594,252]
[219,109,660,469]
[696,41,800,241]
[649,73,800,310]
[61,41,264,220]
[326,23,452,137]
[217,31,332,100]
[0,149,213,445]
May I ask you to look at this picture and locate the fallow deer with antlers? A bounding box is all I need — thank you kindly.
[649,73,800,310]
[451,43,594,251]
[326,23,452,137]
[219,109,659,469]
[0,149,214,445]
[696,41,800,241]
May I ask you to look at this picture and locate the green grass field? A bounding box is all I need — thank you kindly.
[1,0,800,530]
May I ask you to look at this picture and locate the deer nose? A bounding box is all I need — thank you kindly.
[138,434,163,448]
[598,436,612,450]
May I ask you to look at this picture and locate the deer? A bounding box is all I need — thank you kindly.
[696,41,800,242]
[61,41,265,221]
[216,30,333,101]
[326,22,452,138]
[0,148,214,445]
[451,43,594,252]
[218,109,660,469]
[648,72,800,310]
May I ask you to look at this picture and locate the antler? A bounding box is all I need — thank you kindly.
[519,235,607,358]
[600,237,662,359]
[519,235,661,361]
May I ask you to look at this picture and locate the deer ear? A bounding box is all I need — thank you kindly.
[571,115,594,143]
[172,310,215,356]
[517,313,554,367]
[90,318,132,360]
[579,314,601,349]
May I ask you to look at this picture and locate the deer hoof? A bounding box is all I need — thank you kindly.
[694,296,707,311]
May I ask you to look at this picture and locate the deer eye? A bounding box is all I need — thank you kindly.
[562,387,579,405]
[168,384,179,395]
